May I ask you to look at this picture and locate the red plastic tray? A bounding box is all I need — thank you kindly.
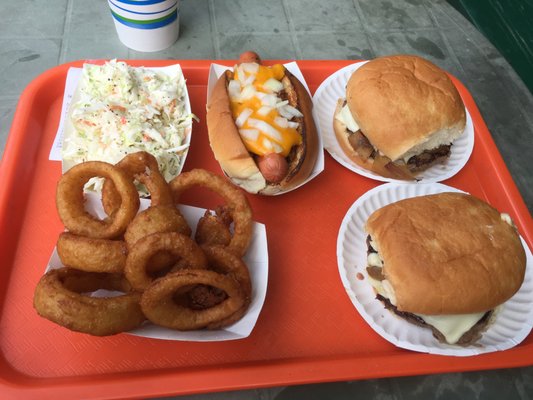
[0,60,531,400]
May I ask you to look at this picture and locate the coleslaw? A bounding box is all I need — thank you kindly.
[62,60,194,185]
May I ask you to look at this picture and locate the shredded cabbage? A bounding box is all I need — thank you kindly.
[62,60,194,183]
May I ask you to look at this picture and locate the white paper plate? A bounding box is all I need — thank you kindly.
[337,182,533,356]
[313,62,475,183]
[46,193,269,342]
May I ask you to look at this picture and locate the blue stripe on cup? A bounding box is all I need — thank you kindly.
[111,9,178,29]
[109,0,177,15]
[113,0,169,5]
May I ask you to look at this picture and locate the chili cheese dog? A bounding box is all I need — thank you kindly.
[206,52,319,195]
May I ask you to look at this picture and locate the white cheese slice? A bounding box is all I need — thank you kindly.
[335,104,360,133]
[366,247,487,345]
[367,253,383,268]
[416,312,487,344]
[369,273,487,344]
[367,275,397,306]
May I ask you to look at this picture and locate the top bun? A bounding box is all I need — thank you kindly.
[365,192,526,315]
[346,55,466,162]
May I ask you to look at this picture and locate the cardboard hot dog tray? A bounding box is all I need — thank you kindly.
[0,60,531,400]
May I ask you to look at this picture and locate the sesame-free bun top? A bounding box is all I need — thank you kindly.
[346,55,466,162]
[365,192,526,315]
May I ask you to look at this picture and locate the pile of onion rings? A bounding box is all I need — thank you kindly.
[33,153,255,336]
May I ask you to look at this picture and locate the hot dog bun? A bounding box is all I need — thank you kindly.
[207,71,266,193]
[206,56,319,195]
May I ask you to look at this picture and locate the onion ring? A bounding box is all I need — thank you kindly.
[195,244,252,329]
[195,206,233,247]
[125,205,192,247]
[124,231,208,291]
[56,161,139,239]
[33,268,145,336]
[102,151,173,216]
[57,232,127,274]
[170,169,253,257]
[140,269,245,330]
[124,205,192,273]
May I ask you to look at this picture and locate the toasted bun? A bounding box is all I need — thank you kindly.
[206,72,266,194]
[206,68,319,195]
[365,192,526,315]
[346,55,466,162]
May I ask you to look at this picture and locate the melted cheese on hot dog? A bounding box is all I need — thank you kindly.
[229,63,302,157]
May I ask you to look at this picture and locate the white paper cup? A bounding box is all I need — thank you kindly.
[109,0,180,52]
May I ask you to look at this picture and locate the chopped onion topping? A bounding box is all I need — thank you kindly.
[257,106,273,116]
[239,128,260,141]
[235,108,253,127]
[277,106,292,119]
[236,65,246,83]
[263,78,284,93]
[229,63,302,154]
[243,74,256,86]
[278,104,303,119]
[248,118,283,142]
[274,116,289,128]
[272,142,284,153]
[241,85,257,100]
[261,94,278,107]
[261,138,283,153]
[262,137,273,150]
[228,80,241,100]
[241,62,259,74]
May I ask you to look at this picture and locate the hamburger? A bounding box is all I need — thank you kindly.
[364,192,526,345]
[334,55,466,180]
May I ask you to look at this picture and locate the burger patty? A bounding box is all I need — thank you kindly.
[348,129,375,160]
[346,128,451,171]
[376,294,493,346]
[406,144,451,171]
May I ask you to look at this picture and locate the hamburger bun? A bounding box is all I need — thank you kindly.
[365,192,526,315]
[334,55,466,179]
